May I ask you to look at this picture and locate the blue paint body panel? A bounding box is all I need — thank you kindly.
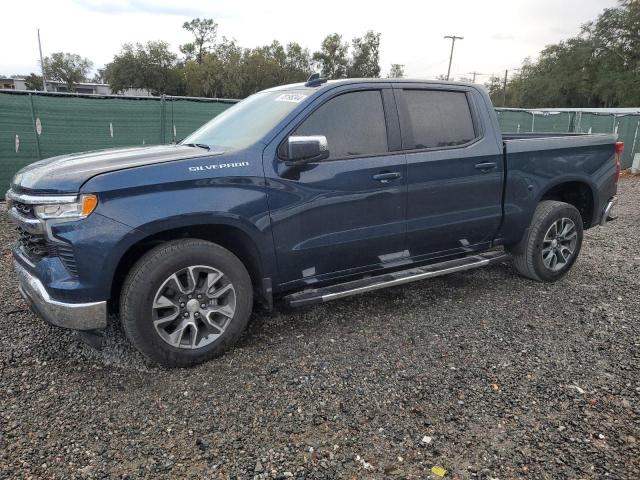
[9,79,618,306]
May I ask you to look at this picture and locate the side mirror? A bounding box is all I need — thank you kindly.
[286,135,329,165]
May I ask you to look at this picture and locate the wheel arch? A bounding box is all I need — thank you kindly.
[537,178,597,228]
[109,221,271,314]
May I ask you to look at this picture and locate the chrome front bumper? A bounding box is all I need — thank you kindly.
[14,261,107,331]
[600,196,618,226]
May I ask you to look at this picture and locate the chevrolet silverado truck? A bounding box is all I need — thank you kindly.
[6,77,621,367]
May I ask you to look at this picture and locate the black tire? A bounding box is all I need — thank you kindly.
[508,200,584,282]
[120,239,253,368]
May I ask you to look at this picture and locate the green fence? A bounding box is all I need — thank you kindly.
[496,108,639,169]
[2,92,638,190]
[0,90,237,189]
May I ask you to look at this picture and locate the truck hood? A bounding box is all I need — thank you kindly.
[11,144,223,194]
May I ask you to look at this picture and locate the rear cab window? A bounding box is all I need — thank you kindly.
[401,89,477,150]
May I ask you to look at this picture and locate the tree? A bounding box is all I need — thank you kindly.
[388,64,405,78]
[213,38,246,98]
[312,34,349,79]
[183,38,312,99]
[183,37,245,98]
[24,73,43,90]
[242,42,283,94]
[284,42,312,82]
[492,0,640,108]
[485,75,506,106]
[91,68,106,83]
[348,31,381,77]
[43,52,93,91]
[180,18,218,64]
[105,41,182,95]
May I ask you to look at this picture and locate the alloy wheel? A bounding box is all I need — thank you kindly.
[542,217,578,272]
[151,265,236,349]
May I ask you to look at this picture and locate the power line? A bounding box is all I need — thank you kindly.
[444,35,464,81]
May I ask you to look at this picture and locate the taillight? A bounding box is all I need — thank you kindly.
[614,141,624,183]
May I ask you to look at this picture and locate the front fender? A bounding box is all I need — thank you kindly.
[75,152,278,298]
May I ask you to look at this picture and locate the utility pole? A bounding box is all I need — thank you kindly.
[466,71,485,83]
[501,68,521,107]
[502,69,508,107]
[37,29,47,92]
[444,35,464,81]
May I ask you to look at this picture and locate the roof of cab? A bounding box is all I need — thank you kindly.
[264,78,483,93]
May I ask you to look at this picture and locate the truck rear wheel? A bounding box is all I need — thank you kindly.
[508,200,583,282]
[120,239,253,368]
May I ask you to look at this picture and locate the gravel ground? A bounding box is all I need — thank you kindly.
[0,177,638,479]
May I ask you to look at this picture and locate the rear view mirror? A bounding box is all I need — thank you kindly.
[286,135,329,165]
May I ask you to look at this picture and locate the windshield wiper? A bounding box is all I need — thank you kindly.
[183,143,210,151]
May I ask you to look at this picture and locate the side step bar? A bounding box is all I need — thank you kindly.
[284,250,508,308]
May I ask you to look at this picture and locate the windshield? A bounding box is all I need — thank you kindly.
[182,90,309,150]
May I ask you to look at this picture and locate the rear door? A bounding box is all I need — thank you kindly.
[394,85,504,259]
[263,85,408,287]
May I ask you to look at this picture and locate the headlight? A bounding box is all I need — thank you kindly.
[33,194,98,220]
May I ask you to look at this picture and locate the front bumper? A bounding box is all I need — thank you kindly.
[600,196,618,226]
[14,261,107,331]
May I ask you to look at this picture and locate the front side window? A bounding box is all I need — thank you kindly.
[403,90,476,149]
[293,90,388,160]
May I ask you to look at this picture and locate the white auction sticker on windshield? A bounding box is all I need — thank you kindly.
[275,93,307,103]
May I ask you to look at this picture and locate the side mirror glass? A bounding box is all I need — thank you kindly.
[286,135,329,165]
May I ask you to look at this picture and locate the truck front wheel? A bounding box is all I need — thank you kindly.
[120,239,253,368]
[508,200,584,282]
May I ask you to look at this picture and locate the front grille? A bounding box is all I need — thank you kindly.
[12,201,35,219]
[17,227,49,260]
[16,226,78,275]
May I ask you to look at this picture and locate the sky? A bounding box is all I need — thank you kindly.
[0,0,619,82]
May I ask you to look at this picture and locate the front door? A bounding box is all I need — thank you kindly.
[263,86,408,287]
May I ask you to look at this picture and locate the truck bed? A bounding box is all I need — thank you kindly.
[499,131,617,245]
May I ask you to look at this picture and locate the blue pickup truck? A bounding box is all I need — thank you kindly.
[6,77,621,367]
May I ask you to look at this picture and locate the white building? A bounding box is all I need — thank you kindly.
[0,77,150,96]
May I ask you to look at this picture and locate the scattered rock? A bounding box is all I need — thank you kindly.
[0,177,639,478]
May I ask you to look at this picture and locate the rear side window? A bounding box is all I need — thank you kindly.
[294,90,388,159]
[403,90,476,149]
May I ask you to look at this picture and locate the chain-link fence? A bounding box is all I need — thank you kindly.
[496,108,639,169]
[0,90,238,189]
[2,92,638,190]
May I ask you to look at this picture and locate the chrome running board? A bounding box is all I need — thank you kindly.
[284,250,508,308]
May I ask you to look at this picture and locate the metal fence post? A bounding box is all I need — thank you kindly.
[631,119,639,157]
[577,112,583,133]
[171,97,175,143]
[28,93,42,160]
[531,111,535,132]
[160,95,165,144]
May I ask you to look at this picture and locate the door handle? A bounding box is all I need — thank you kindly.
[474,162,497,171]
[372,172,401,183]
